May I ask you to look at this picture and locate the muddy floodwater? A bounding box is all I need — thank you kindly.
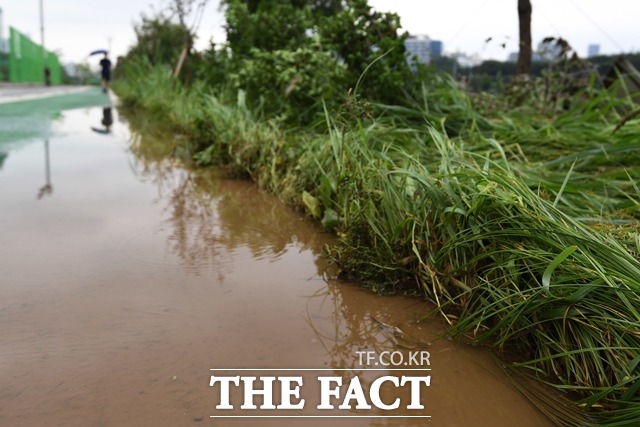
[0,104,554,426]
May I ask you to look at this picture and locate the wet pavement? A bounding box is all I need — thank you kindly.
[0,95,555,426]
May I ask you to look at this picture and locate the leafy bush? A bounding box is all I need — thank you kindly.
[227,46,347,124]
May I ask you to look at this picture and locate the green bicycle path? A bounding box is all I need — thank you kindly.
[0,86,111,116]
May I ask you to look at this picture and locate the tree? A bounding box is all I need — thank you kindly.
[127,14,193,67]
[222,0,312,55]
[119,1,208,81]
[315,0,409,103]
[515,0,532,75]
[168,0,209,78]
[221,0,410,107]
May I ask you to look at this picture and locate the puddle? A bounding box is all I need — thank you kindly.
[0,105,554,426]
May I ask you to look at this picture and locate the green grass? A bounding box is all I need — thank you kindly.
[113,61,640,425]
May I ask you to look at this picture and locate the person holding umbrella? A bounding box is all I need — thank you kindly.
[99,53,111,93]
[91,49,112,93]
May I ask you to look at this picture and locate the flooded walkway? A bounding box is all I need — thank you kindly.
[0,100,553,426]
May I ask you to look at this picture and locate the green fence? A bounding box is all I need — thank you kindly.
[0,52,8,81]
[8,27,61,85]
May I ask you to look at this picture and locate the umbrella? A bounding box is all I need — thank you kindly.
[89,49,108,56]
[91,127,111,135]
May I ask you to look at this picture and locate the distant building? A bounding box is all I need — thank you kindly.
[430,40,443,59]
[405,35,431,65]
[588,44,600,58]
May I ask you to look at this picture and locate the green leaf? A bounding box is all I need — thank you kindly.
[321,208,340,229]
[565,279,603,303]
[302,191,320,218]
[542,246,577,292]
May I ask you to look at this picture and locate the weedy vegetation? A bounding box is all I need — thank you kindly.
[114,1,640,425]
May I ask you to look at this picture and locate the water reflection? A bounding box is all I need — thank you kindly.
[126,127,330,277]
[120,112,555,426]
[37,139,53,199]
[125,118,438,424]
[0,115,53,148]
[91,107,113,134]
[0,151,7,170]
[306,281,428,370]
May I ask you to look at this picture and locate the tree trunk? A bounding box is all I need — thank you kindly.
[515,0,532,75]
[172,44,189,79]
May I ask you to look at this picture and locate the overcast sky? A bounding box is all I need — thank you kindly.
[2,0,638,65]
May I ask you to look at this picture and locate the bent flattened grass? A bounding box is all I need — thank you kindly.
[114,60,640,425]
